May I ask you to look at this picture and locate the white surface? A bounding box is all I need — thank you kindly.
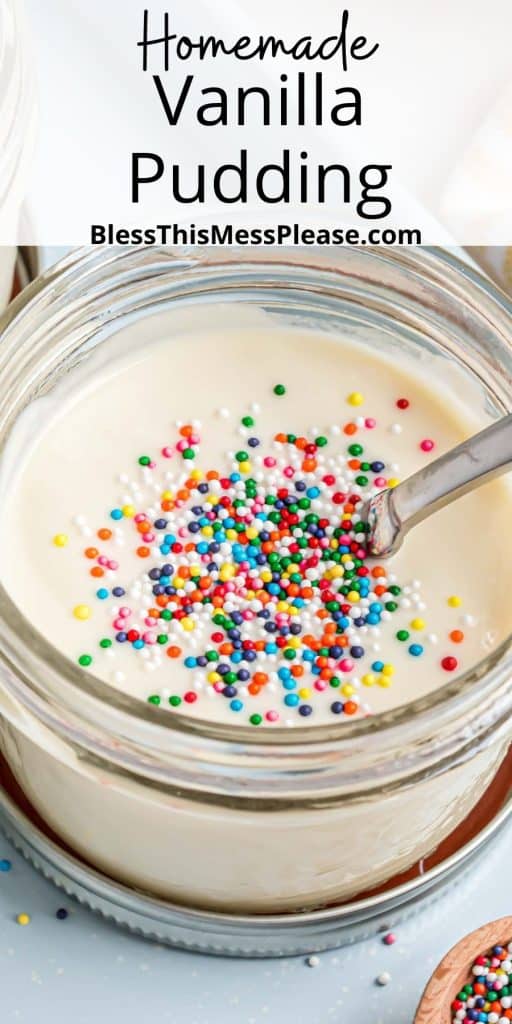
[0,821,510,1024]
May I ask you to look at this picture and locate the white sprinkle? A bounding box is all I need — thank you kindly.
[376,972,391,986]
[306,955,320,968]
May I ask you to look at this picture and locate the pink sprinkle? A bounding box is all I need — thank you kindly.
[213,681,224,693]
[113,618,125,630]
[143,632,156,644]
[339,659,354,673]
[176,439,187,452]
[266,710,279,722]
[149,461,156,469]
[365,417,376,429]
[283,466,294,478]
[144,617,154,627]
[383,933,396,946]
[263,456,276,468]
[189,433,200,445]
[178,527,188,537]
[108,559,119,570]
[142,533,154,543]
[420,439,435,452]
[374,476,386,488]
[98,555,109,566]
[242,610,254,621]
[134,514,146,523]
[161,446,174,458]
[119,607,131,618]
[314,680,327,691]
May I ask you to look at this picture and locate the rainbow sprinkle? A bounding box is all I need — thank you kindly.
[452,942,512,1022]
[54,387,470,725]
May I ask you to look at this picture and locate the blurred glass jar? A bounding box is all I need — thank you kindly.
[0,0,36,306]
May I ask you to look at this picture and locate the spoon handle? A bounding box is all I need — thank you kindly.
[366,412,512,556]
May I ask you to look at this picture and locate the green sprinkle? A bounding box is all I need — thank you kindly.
[396,629,410,642]
[160,609,172,620]
[273,384,286,396]
[138,455,151,466]
[235,451,248,462]
[157,634,168,644]
[348,443,363,456]
[78,654,92,667]
[355,475,368,486]
[147,695,161,705]
[315,436,328,447]
[287,433,296,443]
[329,676,341,688]
[169,695,182,707]
[250,714,263,726]
[385,601,398,612]
[241,415,254,427]
[99,639,112,649]
[182,448,195,460]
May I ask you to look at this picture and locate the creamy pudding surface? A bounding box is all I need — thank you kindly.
[1,311,510,729]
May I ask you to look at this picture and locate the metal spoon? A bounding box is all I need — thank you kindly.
[363,412,512,557]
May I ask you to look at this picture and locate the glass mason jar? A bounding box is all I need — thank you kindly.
[0,246,511,914]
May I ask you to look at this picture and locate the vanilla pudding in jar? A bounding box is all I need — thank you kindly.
[0,246,511,915]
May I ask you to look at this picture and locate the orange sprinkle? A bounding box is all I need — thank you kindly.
[90,566,104,578]
[84,547,98,559]
[344,701,358,715]
[248,682,261,696]
[347,459,360,471]
[274,432,287,443]
[372,566,386,578]
[450,629,464,643]
[295,437,308,450]
[343,422,357,435]
[253,672,269,686]
[206,470,219,480]
[167,646,182,658]
[161,500,174,512]
[97,528,112,541]
[137,546,150,558]
[179,424,194,438]
[302,458,317,472]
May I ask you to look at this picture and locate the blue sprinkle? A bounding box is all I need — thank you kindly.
[306,486,320,499]
[133,639,144,649]
[184,656,197,669]
[284,693,300,707]
[372,660,384,672]
[230,700,243,712]
[0,859,11,872]
[110,508,123,520]
[96,588,109,600]
[409,644,424,657]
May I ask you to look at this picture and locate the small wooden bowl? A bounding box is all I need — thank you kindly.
[415,917,512,1023]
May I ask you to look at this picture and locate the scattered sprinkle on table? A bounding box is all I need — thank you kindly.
[0,858,12,872]
[376,971,391,986]
[16,912,30,926]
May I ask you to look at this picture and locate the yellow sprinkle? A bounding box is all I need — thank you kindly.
[190,469,203,480]
[341,554,351,563]
[207,671,220,684]
[260,570,272,583]
[239,461,251,474]
[181,618,195,632]
[347,590,360,603]
[378,675,392,688]
[122,504,135,518]
[288,637,301,649]
[73,605,91,621]
[16,913,30,926]
[161,490,173,501]
[347,391,364,406]
[341,684,355,697]
[53,533,68,547]
[219,564,235,581]
[381,664,394,677]
[189,565,201,577]
[362,673,376,687]
[174,577,185,589]
[410,618,425,631]
[298,687,311,699]
[201,526,214,537]
[246,528,258,540]
[276,601,290,613]
[387,478,400,488]
[447,595,462,608]
[208,494,219,506]
[225,529,237,541]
